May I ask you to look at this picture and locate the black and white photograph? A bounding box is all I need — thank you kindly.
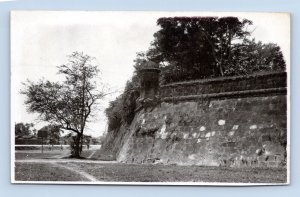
[11,11,290,185]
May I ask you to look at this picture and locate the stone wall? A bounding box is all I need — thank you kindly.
[160,72,286,99]
[118,95,287,167]
[101,72,288,168]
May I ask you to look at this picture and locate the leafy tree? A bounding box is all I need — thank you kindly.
[37,127,48,153]
[105,98,122,131]
[37,129,48,138]
[39,124,61,146]
[82,135,91,150]
[105,82,139,131]
[21,52,106,158]
[32,129,37,137]
[225,39,286,75]
[147,16,286,83]
[15,122,34,137]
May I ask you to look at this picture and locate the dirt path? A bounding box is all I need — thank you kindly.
[87,150,97,159]
[15,158,117,182]
[51,162,98,182]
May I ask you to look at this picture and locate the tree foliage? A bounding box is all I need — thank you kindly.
[105,75,140,131]
[224,39,286,76]
[38,124,61,145]
[147,17,286,83]
[15,122,34,137]
[21,52,105,157]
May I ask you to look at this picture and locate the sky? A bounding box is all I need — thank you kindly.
[11,11,290,137]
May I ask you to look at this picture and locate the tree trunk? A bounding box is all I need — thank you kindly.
[80,136,83,155]
[41,137,44,153]
[74,133,82,158]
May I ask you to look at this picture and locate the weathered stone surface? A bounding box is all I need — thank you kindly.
[100,72,287,168]
[115,95,287,167]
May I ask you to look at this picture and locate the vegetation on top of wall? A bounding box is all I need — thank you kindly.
[105,16,287,132]
[105,75,140,131]
[146,17,286,84]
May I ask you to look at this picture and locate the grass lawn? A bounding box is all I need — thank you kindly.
[14,149,287,183]
[14,163,88,182]
[14,161,287,183]
[63,162,287,183]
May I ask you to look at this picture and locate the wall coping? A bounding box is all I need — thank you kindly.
[161,87,287,102]
[160,71,287,88]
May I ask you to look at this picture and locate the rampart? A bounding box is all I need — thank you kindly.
[100,67,288,168]
[160,72,286,101]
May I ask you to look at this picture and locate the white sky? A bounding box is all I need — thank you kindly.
[11,11,290,137]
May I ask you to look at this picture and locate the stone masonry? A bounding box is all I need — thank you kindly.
[101,61,288,168]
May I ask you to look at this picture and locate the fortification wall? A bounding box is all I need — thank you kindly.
[101,72,288,168]
[160,72,286,98]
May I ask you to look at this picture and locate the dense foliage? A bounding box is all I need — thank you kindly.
[105,74,140,131]
[15,122,35,137]
[38,124,61,145]
[105,16,286,131]
[147,17,286,83]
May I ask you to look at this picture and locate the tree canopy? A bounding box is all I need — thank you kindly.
[147,17,286,83]
[21,52,106,157]
[15,122,34,137]
[38,124,61,145]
